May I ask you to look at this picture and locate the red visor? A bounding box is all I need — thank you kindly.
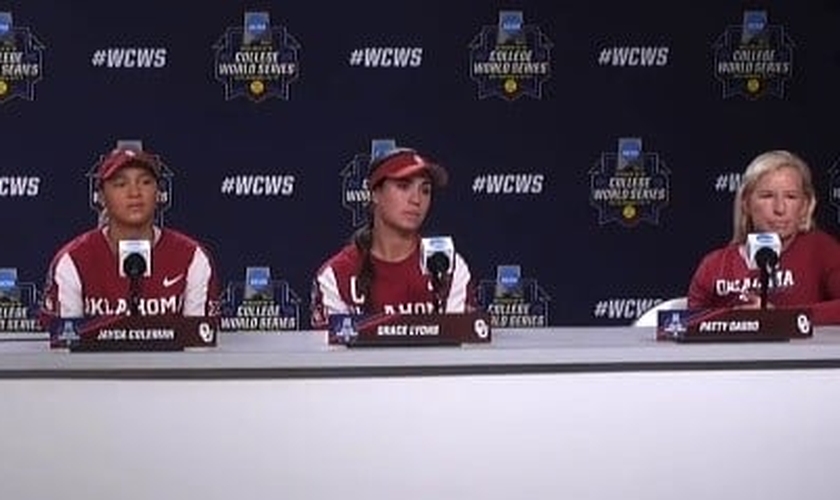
[368,151,448,188]
[98,149,161,181]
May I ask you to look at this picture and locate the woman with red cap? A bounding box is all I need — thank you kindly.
[311,148,476,328]
[42,146,220,319]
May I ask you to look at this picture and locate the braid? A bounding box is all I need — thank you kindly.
[98,208,110,228]
[350,147,418,314]
[352,217,375,314]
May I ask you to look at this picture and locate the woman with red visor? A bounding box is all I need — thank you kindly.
[311,148,476,328]
[41,146,220,319]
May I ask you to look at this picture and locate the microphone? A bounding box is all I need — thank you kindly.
[123,253,147,278]
[118,240,152,316]
[754,246,779,271]
[746,232,781,309]
[420,236,455,314]
[746,232,781,271]
[428,252,450,277]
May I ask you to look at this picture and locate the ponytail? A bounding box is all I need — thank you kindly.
[351,217,375,314]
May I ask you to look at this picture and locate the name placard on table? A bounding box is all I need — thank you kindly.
[656,308,812,343]
[48,316,219,352]
[328,312,492,347]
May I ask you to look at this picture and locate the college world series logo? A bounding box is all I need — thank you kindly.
[0,267,42,334]
[468,11,552,101]
[589,138,670,227]
[477,265,550,328]
[220,266,300,331]
[341,138,399,229]
[0,12,44,104]
[213,11,301,102]
[87,140,174,227]
[713,10,794,99]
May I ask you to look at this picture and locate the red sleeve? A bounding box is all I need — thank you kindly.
[807,232,840,325]
[310,257,353,329]
[39,246,85,326]
[808,302,840,325]
[687,251,717,310]
[38,265,58,330]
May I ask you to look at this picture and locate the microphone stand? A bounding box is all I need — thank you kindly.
[123,252,147,316]
[431,272,447,314]
[759,265,770,310]
[129,276,141,316]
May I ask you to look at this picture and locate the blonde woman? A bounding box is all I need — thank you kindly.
[687,150,840,324]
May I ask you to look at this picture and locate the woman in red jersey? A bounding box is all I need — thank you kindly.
[688,150,840,324]
[42,146,220,319]
[311,148,476,328]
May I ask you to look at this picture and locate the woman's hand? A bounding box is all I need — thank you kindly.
[734,292,774,310]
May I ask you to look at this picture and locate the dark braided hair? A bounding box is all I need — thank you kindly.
[351,216,375,314]
[351,148,420,313]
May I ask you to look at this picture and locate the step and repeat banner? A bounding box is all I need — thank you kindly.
[2,0,840,331]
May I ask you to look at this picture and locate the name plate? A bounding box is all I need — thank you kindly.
[328,312,492,347]
[656,308,813,343]
[48,316,219,352]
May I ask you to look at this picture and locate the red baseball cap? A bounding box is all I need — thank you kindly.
[97,148,161,182]
[368,148,448,189]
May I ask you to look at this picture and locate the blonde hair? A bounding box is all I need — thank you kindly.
[731,150,817,244]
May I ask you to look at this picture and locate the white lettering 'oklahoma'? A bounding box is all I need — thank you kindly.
[714,269,795,297]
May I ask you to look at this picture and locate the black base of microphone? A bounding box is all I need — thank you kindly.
[431,277,447,315]
[759,269,770,310]
[129,297,140,316]
[129,277,142,316]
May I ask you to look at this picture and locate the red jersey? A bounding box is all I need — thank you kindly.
[311,243,477,328]
[42,227,219,318]
[687,230,840,325]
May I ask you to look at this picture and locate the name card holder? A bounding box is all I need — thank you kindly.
[327,312,492,347]
[48,316,219,352]
[656,308,812,343]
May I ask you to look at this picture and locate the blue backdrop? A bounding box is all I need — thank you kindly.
[2,0,839,328]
